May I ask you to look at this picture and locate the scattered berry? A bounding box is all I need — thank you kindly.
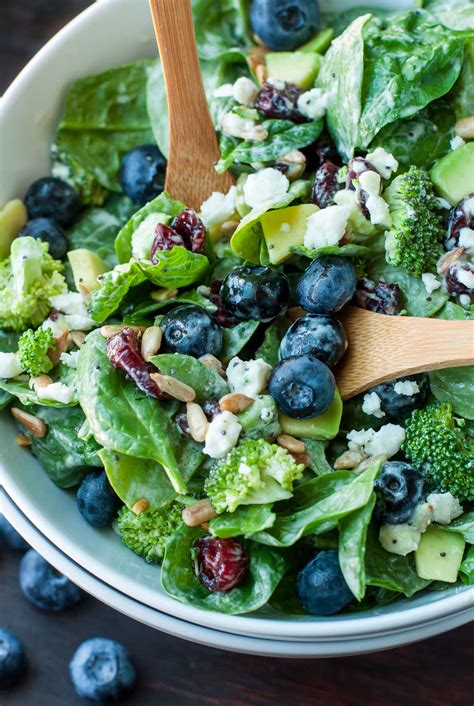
[77,471,122,528]
[296,255,357,314]
[0,628,25,688]
[18,217,67,259]
[297,550,353,616]
[19,549,83,611]
[269,354,335,418]
[119,144,166,205]
[161,305,222,358]
[374,461,424,525]
[221,265,290,322]
[0,515,29,552]
[369,375,429,419]
[250,0,320,51]
[69,637,136,702]
[24,176,80,226]
[279,313,347,367]
[354,277,402,316]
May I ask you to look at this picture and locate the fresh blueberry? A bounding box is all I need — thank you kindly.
[297,550,353,616]
[269,354,335,418]
[69,637,136,702]
[369,375,429,419]
[119,144,166,205]
[161,305,222,358]
[374,461,424,525]
[76,471,122,528]
[220,265,290,322]
[18,217,67,259]
[24,176,80,226]
[19,549,83,611]
[0,628,25,688]
[250,0,320,51]
[0,515,29,552]
[296,255,357,315]
[279,314,347,367]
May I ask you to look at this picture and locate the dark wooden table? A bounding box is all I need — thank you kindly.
[1,3,472,705]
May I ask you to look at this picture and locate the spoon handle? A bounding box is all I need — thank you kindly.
[149,0,234,210]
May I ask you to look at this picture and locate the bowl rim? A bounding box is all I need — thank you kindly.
[1,0,473,642]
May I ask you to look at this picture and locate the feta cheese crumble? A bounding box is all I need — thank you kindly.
[458,227,474,254]
[203,411,242,459]
[221,112,268,142]
[296,88,329,120]
[366,147,399,179]
[361,391,385,418]
[227,357,273,398]
[393,380,420,396]
[347,423,406,458]
[232,77,258,106]
[243,168,289,209]
[358,171,391,227]
[59,350,80,369]
[303,204,352,249]
[199,186,237,227]
[131,212,169,260]
[0,352,24,379]
[36,381,74,405]
[426,492,464,525]
[450,135,465,151]
[421,272,441,294]
[48,292,95,331]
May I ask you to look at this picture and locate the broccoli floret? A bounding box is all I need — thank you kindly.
[384,166,445,276]
[0,237,67,331]
[204,438,305,514]
[116,499,185,564]
[17,327,56,376]
[403,403,474,501]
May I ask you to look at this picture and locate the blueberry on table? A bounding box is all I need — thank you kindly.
[161,304,223,358]
[0,628,26,688]
[269,354,335,418]
[297,550,353,616]
[279,314,347,367]
[19,549,83,611]
[250,0,320,51]
[374,461,424,525]
[296,255,357,315]
[76,471,122,528]
[0,515,29,552]
[195,536,248,592]
[24,176,80,226]
[69,637,136,702]
[220,265,290,322]
[369,374,429,419]
[119,144,166,205]
[18,217,67,259]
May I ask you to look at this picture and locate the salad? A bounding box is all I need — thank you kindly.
[1,0,473,618]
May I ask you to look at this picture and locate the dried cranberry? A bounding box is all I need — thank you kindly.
[303,135,341,170]
[176,410,191,437]
[444,260,474,298]
[172,208,206,254]
[255,81,306,123]
[205,280,240,328]
[201,400,221,421]
[194,536,248,593]
[354,278,403,316]
[107,327,168,399]
[151,224,184,260]
[445,194,474,251]
[311,161,341,209]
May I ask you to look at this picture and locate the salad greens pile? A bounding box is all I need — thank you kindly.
[0,0,473,618]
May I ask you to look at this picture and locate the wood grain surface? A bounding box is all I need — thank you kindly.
[1,3,472,706]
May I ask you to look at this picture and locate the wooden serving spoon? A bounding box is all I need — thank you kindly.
[336,306,474,400]
[148,0,474,400]
[149,0,234,210]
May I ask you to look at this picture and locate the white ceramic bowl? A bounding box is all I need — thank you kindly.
[1,0,473,652]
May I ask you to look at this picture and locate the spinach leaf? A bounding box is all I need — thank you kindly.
[17,405,101,488]
[429,303,474,419]
[161,525,286,614]
[216,119,323,173]
[365,524,431,596]
[268,572,308,615]
[123,289,216,326]
[77,329,189,494]
[66,194,136,270]
[88,261,146,324]
[367,255,449,318]
[338,493,376,600]
[230,179,311,263]
[53,60,155,198]
[303,438,333,476]
[100,446,201,513]
[256,323,281,367]
[459,546,474,584]
[251,461,381,548]
[290,244,371,260]
[220,320,260,364]
[441,512,474,543]
[316,14,370,160]
[425,0,474,30]
[192,0,250,62]
[115,191,185,263]
[151,353,229,402]
[209,504,276,539]
[454,41,474,118]
[369,98,455,170]
[0,330,20,409]
[0,364,78,408]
